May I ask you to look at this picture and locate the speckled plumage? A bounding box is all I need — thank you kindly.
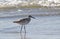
[13,15,35,33]
[13,18,31,25]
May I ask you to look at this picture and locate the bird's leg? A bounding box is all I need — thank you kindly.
[20,25,23,33]
[24,26,26,39]
[24,25,26,34]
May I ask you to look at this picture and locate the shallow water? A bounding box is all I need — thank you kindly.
[0,16,60,39]
[0,8,60,39]
[0,8,60,17]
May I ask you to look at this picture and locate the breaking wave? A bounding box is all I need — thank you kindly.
[0,0,60,9]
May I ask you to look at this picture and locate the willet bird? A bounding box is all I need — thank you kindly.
[13,15,35,33]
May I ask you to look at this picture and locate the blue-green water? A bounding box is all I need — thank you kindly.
[0,8,60,39]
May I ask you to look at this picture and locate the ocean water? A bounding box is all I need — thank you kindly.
[0,8,60,39]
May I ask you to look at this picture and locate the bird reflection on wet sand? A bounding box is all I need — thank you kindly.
[20,31,26,39]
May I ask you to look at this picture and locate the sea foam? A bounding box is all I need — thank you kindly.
[0,0,60,8]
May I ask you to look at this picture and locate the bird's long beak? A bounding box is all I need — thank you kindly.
[31,16,35,19]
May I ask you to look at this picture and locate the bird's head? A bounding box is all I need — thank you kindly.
[28,15,35,19]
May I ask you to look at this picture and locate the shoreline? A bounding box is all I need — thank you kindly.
[0,5,60,9]
[0,14,60,18]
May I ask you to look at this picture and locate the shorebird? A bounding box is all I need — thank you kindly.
[13,15,35,33]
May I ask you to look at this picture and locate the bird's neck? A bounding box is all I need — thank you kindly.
[29,17,31,19]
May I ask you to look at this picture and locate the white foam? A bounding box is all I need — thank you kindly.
[0,0,60,8]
